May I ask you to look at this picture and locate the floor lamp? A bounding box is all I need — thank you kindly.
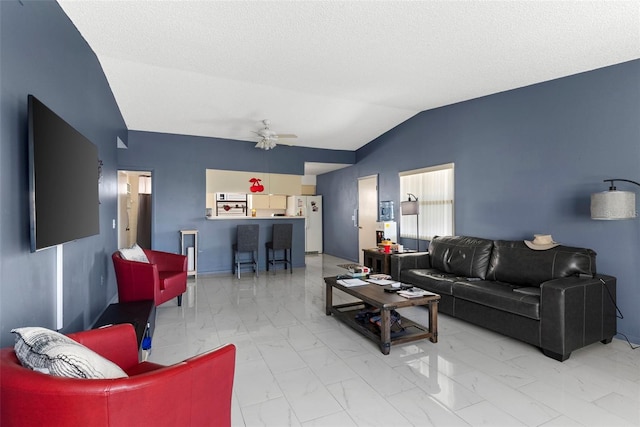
[401,194,419,251]
[591,178,639,220]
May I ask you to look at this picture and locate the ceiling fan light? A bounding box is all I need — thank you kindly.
[253,119,293,150]
[255,138,277,150]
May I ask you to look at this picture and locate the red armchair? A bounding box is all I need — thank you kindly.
[112,249,187,306]
[1,324,236,427]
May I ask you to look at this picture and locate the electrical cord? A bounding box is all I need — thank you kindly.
[599,278,639,350]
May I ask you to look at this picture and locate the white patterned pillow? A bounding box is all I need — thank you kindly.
[11,327,128,379]
[118,243,149,263]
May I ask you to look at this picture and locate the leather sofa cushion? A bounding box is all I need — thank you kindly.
[486,241,597,286]
[399,269,458,296]
[452,280,540,320]
[428,236,494,279]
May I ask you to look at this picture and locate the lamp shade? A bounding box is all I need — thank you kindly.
[401,200,418,215]
[591,190,636,220]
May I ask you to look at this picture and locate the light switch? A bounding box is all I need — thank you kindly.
[112,219,116,229]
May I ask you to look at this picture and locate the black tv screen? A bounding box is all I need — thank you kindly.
[28,95,100,252]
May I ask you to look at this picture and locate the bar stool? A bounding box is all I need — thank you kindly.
[232,224,259,278]
[265,223,293,274]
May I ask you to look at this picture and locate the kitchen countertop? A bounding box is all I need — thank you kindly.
[206,216,305,220]
[197,215,307,272]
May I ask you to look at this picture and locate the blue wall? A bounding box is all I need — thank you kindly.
[1,0,637,348]
[119,131,354,273]
[0,1,127,346]
[318,60,640,344]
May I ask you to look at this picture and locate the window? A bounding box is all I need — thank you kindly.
[400,163,454,241]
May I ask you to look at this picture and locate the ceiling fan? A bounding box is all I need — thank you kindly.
[252,119,297,150]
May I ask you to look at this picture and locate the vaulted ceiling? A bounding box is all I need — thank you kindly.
[59,1,639,151]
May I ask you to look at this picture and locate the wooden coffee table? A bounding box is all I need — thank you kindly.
[324,276,440,355]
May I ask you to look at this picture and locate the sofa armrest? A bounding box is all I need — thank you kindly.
[145,249,187,272]
[540,274,617,361]
[389,252,431,280]
[181,343,236,426]
[113,252,160,302]
[106,343,236,427]
[1,340,236,427]
[67,324,139,370]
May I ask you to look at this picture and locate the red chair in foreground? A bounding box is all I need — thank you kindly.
[112,249,187,306]
[1,324,236,427]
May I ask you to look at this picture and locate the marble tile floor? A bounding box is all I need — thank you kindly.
[149,254,640,427]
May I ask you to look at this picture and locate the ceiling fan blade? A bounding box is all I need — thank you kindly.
[251,120,295,149]
[252,130,275,139]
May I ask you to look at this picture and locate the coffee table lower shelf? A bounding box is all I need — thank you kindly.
[329,302,435,353]
[325,276,439,355]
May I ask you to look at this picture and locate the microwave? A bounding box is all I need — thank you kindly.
[216,193,247,202]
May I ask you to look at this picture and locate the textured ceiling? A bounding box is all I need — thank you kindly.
[58,1,639,152]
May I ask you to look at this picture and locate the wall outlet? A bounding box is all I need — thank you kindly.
[112,219,116,229]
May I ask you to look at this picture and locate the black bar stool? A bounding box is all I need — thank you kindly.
[265,223,292,274]
[232,224,259,278]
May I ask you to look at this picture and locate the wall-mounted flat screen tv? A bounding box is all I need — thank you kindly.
[28,95,100,252]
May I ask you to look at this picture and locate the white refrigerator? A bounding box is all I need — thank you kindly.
[287,195,323,253]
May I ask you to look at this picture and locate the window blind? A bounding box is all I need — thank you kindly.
[400,163,454,241]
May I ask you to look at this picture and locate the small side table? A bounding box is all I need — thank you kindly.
[180,229,198,278]
[362,248,392,275]
[93,300,156,360]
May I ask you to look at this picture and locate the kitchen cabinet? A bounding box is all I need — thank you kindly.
[206,169,302,195]
[250,195,269,209]
[249,194,286,209]
[270,195,287,209]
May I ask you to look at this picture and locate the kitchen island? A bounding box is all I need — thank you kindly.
[200,216,306,274]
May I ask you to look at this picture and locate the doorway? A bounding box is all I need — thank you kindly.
[117,170,152,249]
[357,175,378,264]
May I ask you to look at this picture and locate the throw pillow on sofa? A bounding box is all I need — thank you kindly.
[119,243,149,263]
[11,327,128,379]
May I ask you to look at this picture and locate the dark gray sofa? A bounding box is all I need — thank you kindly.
[390,236,617,361]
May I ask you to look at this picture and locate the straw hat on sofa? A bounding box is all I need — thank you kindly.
[524,234,560,250]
